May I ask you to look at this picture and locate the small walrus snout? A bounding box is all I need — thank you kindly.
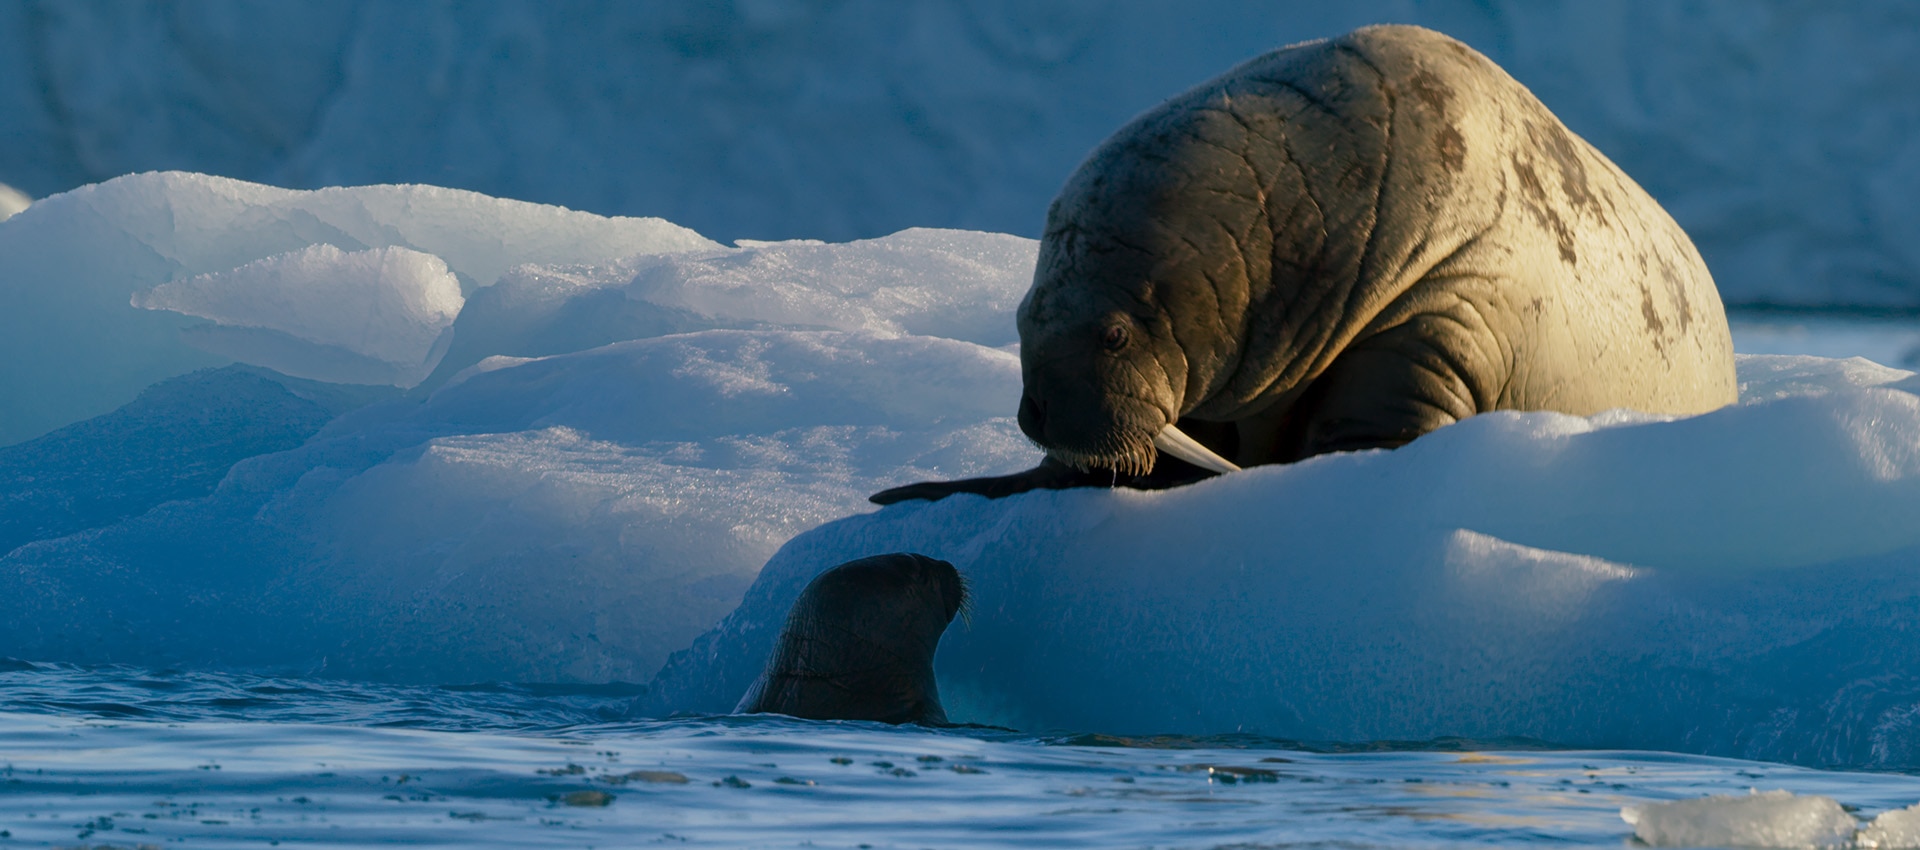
[736,553,965,725]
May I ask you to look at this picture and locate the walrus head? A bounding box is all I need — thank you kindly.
[736,553,966,725]
[1015,114,1273,478]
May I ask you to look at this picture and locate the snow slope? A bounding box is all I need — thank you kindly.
[3,2,1918,307]
[0,329,1034,682]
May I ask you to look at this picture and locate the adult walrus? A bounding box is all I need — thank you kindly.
[873,24,1735,504]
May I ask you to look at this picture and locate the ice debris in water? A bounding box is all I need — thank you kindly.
[1624,791,1920,849]
[1623,791,1856,848]
[1860,803,1920,849]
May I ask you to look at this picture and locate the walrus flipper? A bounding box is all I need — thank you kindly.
[868,456,1109,504]
[1281,316,1496,461]
[868,451,1227,505]
[737,553,965,725]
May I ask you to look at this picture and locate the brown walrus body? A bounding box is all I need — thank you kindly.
[874,24,1735,504]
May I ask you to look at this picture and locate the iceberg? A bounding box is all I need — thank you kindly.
[2,172,1919,770]
[643,356,1920,767]
[0,171,716,444]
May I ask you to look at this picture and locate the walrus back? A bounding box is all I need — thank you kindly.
[1033,24,1735,428]
[1334,25,1736,417]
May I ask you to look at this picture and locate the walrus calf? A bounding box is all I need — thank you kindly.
[874,24,1735,504]
[737,553,965,725]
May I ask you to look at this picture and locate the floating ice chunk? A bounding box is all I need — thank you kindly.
[133,244,464,386]
[0,171,718,444]
[0,182,26,221]
[1860,803,1920,849]
[1621,791,1856,848]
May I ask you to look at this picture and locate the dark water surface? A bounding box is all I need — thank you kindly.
[5,662,1920,848]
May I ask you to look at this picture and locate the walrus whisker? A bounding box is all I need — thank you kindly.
[1153,424,1241,474]
[1046,441,1155,477]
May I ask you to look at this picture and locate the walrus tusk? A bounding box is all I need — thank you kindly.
[1153,424,1241,474]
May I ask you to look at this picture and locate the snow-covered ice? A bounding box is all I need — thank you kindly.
[645,354,1920,764]
[134,244,466,386]
[2,173,1920,769]
[0,326,1036,683]
[0,172,1042,683]
[427,226,1034,385]
[0,171,715,444]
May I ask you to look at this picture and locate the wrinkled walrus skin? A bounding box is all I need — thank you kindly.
[872,24,1736,505]
[736,553,965,725]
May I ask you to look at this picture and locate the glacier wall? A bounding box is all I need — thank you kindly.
[1,1,1917,308]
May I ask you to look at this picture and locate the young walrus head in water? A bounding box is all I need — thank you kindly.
[736,553,966,726]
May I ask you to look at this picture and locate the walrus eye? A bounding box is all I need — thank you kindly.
[1101,324,1130,352]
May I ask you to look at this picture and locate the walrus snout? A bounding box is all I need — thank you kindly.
[736,553,965,725]
[1017,366,1167,476]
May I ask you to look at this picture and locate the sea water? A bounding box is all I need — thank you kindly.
[9,661,1920,849]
